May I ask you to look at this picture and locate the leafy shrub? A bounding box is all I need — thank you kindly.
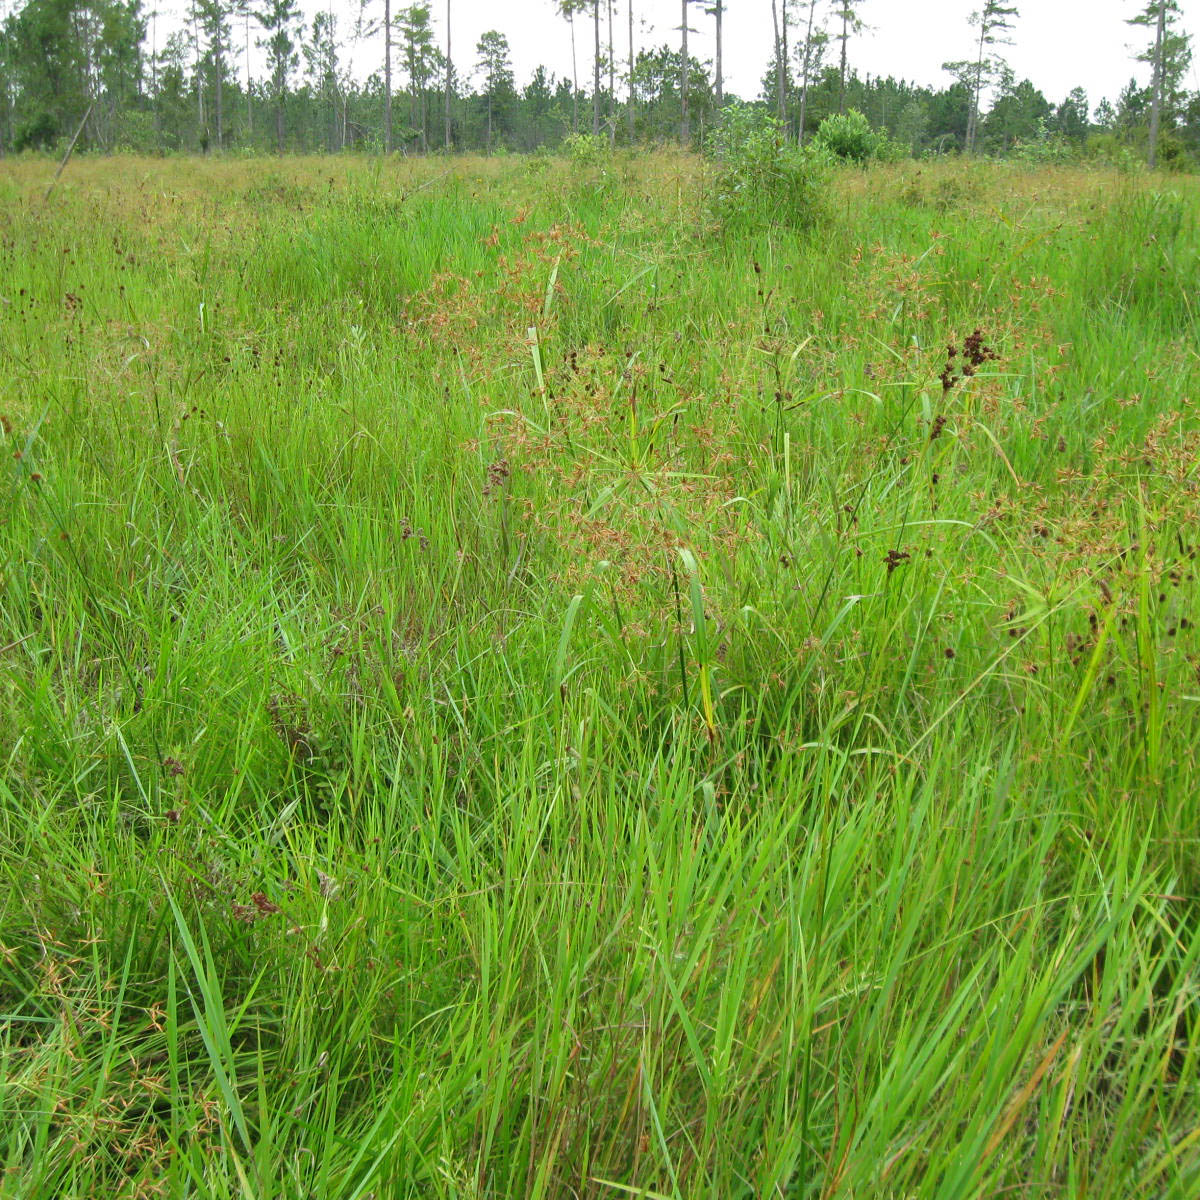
[1011,119,1078,166]
[526,146,553,175]
[14,109,58,153]
[706,104,829,232]
[562,132,610,166]
[815,109,892,163]
[1085,133,1146,174]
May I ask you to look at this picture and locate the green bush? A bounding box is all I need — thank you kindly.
[561,131,610,166]
[815,109,888,163]
[1011,118,1078,166]
[706,104,829,232]
[1085,133,1146,174]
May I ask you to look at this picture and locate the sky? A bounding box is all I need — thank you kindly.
[157,0,1200,112]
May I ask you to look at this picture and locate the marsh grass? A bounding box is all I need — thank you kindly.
[0,153,1198,1197]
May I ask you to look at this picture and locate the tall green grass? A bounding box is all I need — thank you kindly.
[0,154,1197,1197]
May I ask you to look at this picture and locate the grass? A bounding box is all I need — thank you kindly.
[0,150,1197,1198]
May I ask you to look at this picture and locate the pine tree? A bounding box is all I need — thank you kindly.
[943,1,1019,154]
[679,0,693,144]
[592,0,600,135]
[304,10,342,150]
[704,1,722,108]
[796,0,826,143]
[474,28,511,153]
[1128,0,1192,168]
[234,0,253,138]
[607,0,614,140]
[196,0,232,149]
[627,0,635,137]
[831,0,865,115]
[256,0,300,152]
[398,4,433,151]
[555,1,585,132]
[444,0,451,149]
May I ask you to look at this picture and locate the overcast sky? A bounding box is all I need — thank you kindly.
[158,0,1200,111]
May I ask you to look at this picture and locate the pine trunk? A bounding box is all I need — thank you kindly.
[607,0,615,143]
[593,1,601,136]
[714,1,723,108]
[444,0,452,150]
[1148,2,1165,169]
[799,0,817,143]
[967,19,987,155]
[770,0,784,123]
[839,11,848,114]
[245,13,252,137]
[628,1,635,138]
[384,0,392,152]
[214,29,223,150]
[680,0,689,145]
[570,15,578,132]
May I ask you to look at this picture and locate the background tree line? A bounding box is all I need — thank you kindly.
[0,0,1195,165]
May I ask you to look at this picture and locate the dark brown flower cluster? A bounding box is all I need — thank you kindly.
[940,327,998,394]
[483,457,511,498]
[232,892,283,924]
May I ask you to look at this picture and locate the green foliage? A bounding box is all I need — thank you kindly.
[1086,132,1147,173]
[14,109,58,152]
[706,104,829,231]
[1011,117,1077,165]
[561,130,609,165]
[815,107,899,162]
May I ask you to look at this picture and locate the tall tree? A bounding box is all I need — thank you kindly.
[474,28,511,153]
[304,9,342,150]
[398,3,433,151]
[1053,86,1089,142]
[235,0,253,136]
[679,0,691,144]
[196,0,231,149]
[256,0,300,152]
[831,0,865,114]
[769,0,785,122]
[188,0,207,141]
[627,0,635,136]
[444,0,451,148]
[943,1,1018,154]
[607,0,614,141]
[796,0,826,142]
[555,0,584,132]
[592,0,601,135]
[1128,0,1191,168]
[705,0,722,108]
[0,0,14,154]
[383,0,392,149]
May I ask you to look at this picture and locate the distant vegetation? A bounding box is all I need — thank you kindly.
[0,0,1196,167]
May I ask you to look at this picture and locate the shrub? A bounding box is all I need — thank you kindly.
[561,132,610,166]
[1085,133,1146,174]
[815,109,886,163]
[1011,118,1078,166]
[706,104,829,232]
[14,110,58,153]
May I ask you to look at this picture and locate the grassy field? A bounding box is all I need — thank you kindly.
[0,152,1198,1198]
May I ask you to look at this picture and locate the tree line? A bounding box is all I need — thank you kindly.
[0,0,1194,166]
